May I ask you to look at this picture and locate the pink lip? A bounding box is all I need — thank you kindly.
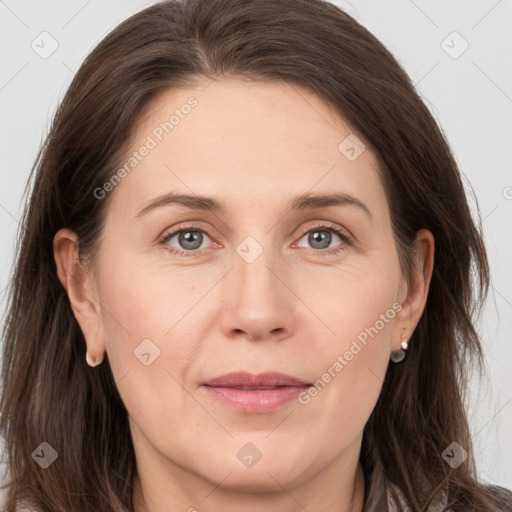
[202,371,309,388]
[200,372,310,413]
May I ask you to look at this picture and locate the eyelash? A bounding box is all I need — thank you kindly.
[159,222,352,257]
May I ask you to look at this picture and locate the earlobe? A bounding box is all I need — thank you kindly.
[53,228,106,363]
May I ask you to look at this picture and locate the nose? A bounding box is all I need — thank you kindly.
[220,241,296,343]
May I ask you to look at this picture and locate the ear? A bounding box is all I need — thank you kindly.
[53,228,106,363]
[393,229,435,350]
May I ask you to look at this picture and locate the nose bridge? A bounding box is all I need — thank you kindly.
[221,232,293,341]
[234,233,280,304]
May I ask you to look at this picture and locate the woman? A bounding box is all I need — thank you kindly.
[1,0,510,510]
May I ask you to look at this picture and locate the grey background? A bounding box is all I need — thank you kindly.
[0,0,510,489]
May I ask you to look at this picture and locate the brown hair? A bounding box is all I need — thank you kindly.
[1,0,508,510]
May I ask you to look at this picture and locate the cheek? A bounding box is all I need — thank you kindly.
[94,252,205,392]
[300,264,399,415]
[97,240,220,331]
[300,316,392,450]
[96,246,195,338]
[309,261,399,348]
[94,264,199,429]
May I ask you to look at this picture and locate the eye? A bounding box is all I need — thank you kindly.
[294,223,351,255]
[160,225,214,257]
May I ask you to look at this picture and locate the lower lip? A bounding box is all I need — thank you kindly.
[201,385,309,413]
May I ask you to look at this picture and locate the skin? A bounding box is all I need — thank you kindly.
[54,78,434,512]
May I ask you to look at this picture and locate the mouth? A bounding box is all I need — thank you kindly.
[200,372,311,413]
[201,371,310,388]
[213,385,295,390]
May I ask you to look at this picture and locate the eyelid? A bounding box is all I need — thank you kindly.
[295,221,353,242]
[158,222,218,252]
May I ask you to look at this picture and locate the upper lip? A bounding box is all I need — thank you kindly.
[201,372,310,388]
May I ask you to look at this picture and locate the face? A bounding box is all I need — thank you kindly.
[59,78,432,503]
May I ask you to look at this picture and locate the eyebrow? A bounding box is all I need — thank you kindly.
[135,191,372,220]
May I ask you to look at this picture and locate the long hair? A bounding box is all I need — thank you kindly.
[0,0,506,510]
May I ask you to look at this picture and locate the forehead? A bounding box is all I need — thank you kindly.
[108,78,387,219]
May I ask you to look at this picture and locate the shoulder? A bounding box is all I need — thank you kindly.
[484,484,512,510]
[385,480,512,512]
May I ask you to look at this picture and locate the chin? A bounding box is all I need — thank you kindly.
[195,448,312,492]
[209,466,304,494]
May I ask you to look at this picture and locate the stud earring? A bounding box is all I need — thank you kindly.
[86,351,104,367]
[390,334,408,363]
